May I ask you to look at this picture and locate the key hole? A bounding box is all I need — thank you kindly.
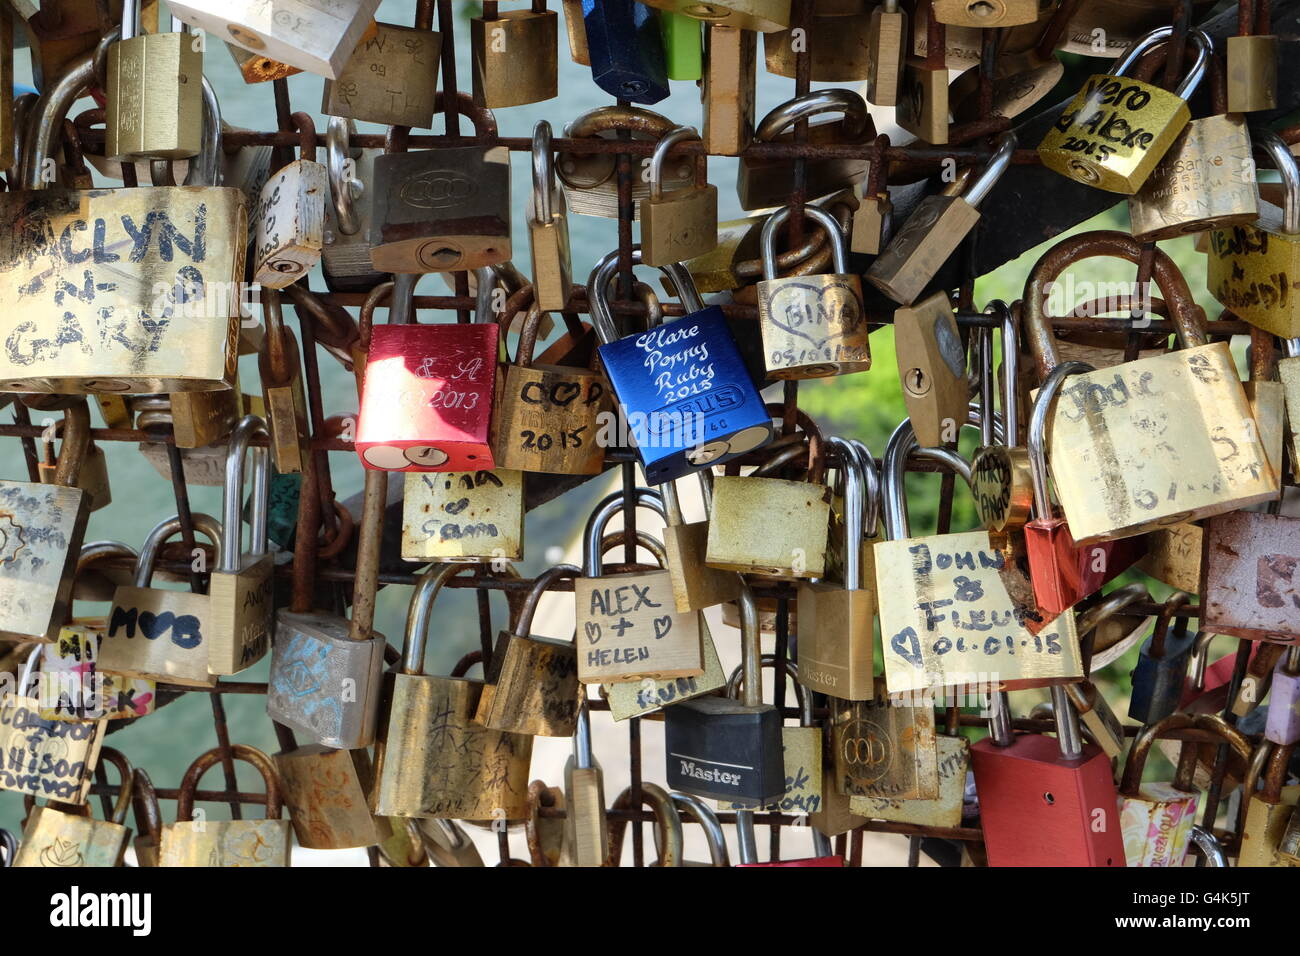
[1042,791,1055,805]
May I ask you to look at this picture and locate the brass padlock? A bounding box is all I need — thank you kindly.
[849,733,970,828]
[757,206,868,379]
[322,117,385,293]
[933,0,1039,28]
[323,21,440,128]
[274,745,387,851]
[641,126,717,267]
[662,472,741,614]
[402,468,525,564]
[528,121,574,311]
[701,24,756,156]
[14,748,133,867]
[763,4,873,81]
[565,701,609,867]
[895,46,951,145]
[254,113,327,288]
[472,0,558,107]
[865,0,906,106]
[636,0,790,33]
[1226,0,1277,113]
[259,291,310,475]
[831,677,939,800]
[893,291,968,447]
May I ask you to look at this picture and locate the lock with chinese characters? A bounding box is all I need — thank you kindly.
[641,126,717,267]
[529,122,573,311]
[99,513,222,687]
[1038,26,1211,194]
[356,274,500,473]
[159,745,291,866]
[253,113,327,288]
[867,132,1016,305]
[14,748,133,867]
[473,1,558,107]
[588,248,772,483]
[758,206,868,379]
[323,22,440,128]
[167,0,381,79]
[581,0,669,104]
[105,0,202,161]
[369,95,511,274]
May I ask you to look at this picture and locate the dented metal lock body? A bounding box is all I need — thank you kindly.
[589,250,772,483]
[472,1,558,108]
[274,745,385,851]
[757,206,868,379]
[323,22,440,128]
[371,564,532,820]
[0,52,246,394]
[1201,510,1300,643]
[581,0,669,104]
[356,276,500,473]
[167,0,381,79]
[1038,27,1211,194]
[664,585,784,806]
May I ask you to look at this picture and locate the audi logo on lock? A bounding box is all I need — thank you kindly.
[399,170,477,209]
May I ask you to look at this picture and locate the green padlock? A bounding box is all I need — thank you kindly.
[660,11,702,81]
[266,471,303,550]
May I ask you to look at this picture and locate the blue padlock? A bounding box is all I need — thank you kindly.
[589,247,772,484]
[1128,594,1197,726]
[582,0,670,104]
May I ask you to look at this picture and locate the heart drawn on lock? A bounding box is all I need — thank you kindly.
[652,616,673,640]
[762,280,864,350]
[584,622,602,644]
[137,611,175,641]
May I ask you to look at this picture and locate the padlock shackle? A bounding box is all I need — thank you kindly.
[390,272,418,326]
[1188,825,1227,867]
[574,698,595,768]
[648,125,701,202]
[96,747,135,825]
[881,412,977,540]
[583,489,666,576]
[754,88,871,143]
[184,75,223,188]
[120,0,141,41]
[219,416,272,573]
[54,401,92,489]
[989,300,1021,441]
[760,205,849,280]
[1124,712,1252,797]
[175,744,281,823]
[827,436,865,590]
[987,691,1014,747]
[1148,590,1193,660]
[357,281,394,351]
[532,120,555,224]
[76,541,137,582]
[1026,360,1094,523]
[23,42,101,188]
[1252,129,1300,234]
[587,246,706,344]
[962,131,1017,210]
[0,827,15,867]
[133,513,222,588]
[132,767,162,842]
[726,653,813,727]
[607,783,683,867]
[1112,26,1210,101]
[327,116,363,236]
[736,582,761,710]
[847,439,882,539]
[1049,683,1084,760]
[1076,581,1150,638]
[516,563,581,637]
[669,792,730,866]
[260,290,297,388]
[403,563,476,675]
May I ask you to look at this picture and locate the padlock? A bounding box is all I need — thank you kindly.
[1128,53,1258,242]
[588,249,772,483]
[369,94,510,274]
[0,403,91,642]
[159,744,291,866]
[167,0,381,78]
[370,562,532,820]
[864,0,907,106]
[1201,507,1300,643]
[323,21,440,128]
[564,700,609,867]
[99,512,223,687]
[971,301,1035,532]
[867,132,1016,305]
[528,122,574,312]
[638,0,790,33]
[36,404,111,512]
[738,89,873,211]
[561,0,590,63]
[402,468,524,563]
[1266,647,1300,745]
[1062,679,1124,759]
[1244,325,1285,481]
[1021,361,1146,617]
[227,43,300,84]
[259,292,310,475]
[949,40,1064,124]
[1056,0,1215,59]
[701,24,756,156]
[473,1,558,107]
[607,783,684,866]
[477,563,582,736]
[13,748,132,867]
[664,582,785,806]
[1128,592,1196,726]
[253,113,328,288]
[416,817,485,867]
[763,5,873,81]
[131,768,162,866]
[581,0,669,104]
[892,292,966,444]
[1226,0,1277,113]
[268,466,386,750]
[706,418,832,580]
[1038,26,1211,194]
[641,126,717,267]
[798,436,876,700]
[0,649,105,804]
[154,379,241,451]
[134,399,232,487]
[1025,231,1276,543]
[356,274,500,473]
[576,489,703,684]
[558,106,694,220]
[105,0,201,161]
[831,675,939,800]
[757,206,868,379]
[660,10,702,79]
[322,117,386,293]
[671,792,730,866]
[206,415,274,676]
[849,733,970,828]
[717,656,822,815]
[0,53,245,394]
[274,745,386,851]
[492,302,609,475]
[1239,740,1300,866]
[661,470,741,613]
[895,38,951,146]
[971,689,1126,866]
[933,0,1038,27]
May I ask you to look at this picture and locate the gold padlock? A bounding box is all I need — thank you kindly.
[702,23,756,156]
[471,1,558,107]
[14,748,133,867]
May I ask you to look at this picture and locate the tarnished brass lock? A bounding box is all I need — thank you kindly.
[322,118,385,293]
[1038,26,1211,194]
[275,745,386,851]
[159,745,291,866]
[401,468,525,563]
[933,0,1038,28]
[865,0,906,106]
[558,105,694,219]
[105,0,201,161]
[566,702,609,867]
[702,24,756,156]
[259,291,310,475]
[849,733,969,828]
[831,677,938,800]
[227,43,300,84]
[641,126,717,267]
[971,302,1035,533]
[895,48,950,145]
[1227,0,1277,113]
[14,748,133,867]
[323,21,440,128]
[637,0,790,33]
[528,121,574,311]
[757,206,868,379]
[662,472,741,613]
[892,291,967,447]
[1238,740,1299,866]
[738,89,872,210]
[254,114,327,288]
[472,0,558,107]
[562,0,590,63]
[867,132,1016,305]
[763,4,873,81]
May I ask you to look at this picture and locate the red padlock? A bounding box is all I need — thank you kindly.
[356,272,499,472]
[1023,360,1145,616]
[971,688,1126,867]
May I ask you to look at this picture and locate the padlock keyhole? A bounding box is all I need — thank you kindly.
[1043,791,1055,805]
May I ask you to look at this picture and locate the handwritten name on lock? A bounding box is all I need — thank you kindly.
[0,696,100,801]
[875,530,1083,694]
[1049,78,1161,166]
[575,570,702,683]
[759,277,868,372]
[404,470,520,554]
[1207,219,1300,319]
